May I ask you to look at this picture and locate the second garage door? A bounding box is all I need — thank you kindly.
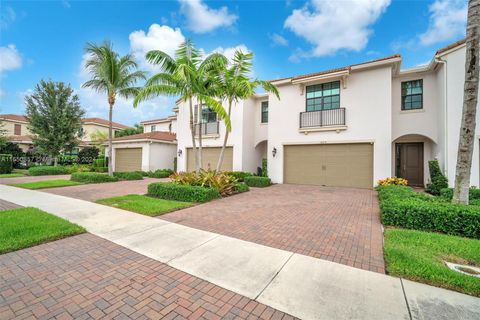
[115,148,142,172]
[284,143,373,188]
[187,147,233,172]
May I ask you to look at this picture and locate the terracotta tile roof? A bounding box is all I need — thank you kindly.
[141,115,177,124]
[112,131,176,142]
[269,54,401,83]
[81,118,130,129]
[0,114,27,122]
[436,39,466,55]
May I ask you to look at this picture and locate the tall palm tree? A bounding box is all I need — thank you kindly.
[215,50,280,172]
[134,40,230,172]
[452,0,480,204]
[82,41,146,176]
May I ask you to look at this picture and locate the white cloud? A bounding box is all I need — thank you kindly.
[211,44,250,62]
[178,0,238,33]
[419,0,467,46]
[284,0,390,59]
[0,44,22,72]
[129,24,185,71]
[0,6,16,29]
[271,33,289,46]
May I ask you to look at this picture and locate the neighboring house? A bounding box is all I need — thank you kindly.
[141,112,177,134]
[111,131,177,172]
[172,39,479,189]
[0,115,130,152]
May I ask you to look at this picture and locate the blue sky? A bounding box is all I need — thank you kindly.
[0,0,468,126]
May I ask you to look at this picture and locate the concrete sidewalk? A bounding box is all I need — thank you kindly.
[1,185,478,320]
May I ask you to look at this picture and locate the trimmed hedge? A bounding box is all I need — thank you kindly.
[439,187,480,201]
[425,160,448,195]
[70,172,118,183]
[0,154,13,174]
[148,169,173,178]
[378,185,480,239]
[235,182,250,193]
[244,176,271,188]
[113,172,143,181]
[148,182,220,203]
[225,171,254,182]
[28,166,69,176]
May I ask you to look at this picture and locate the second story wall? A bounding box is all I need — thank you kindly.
[2,120,31,137]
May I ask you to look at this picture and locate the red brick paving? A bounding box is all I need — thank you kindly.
[42,177,167,202]
[0,199,22,211]
[0,233,296,320]
[161,184,385,273]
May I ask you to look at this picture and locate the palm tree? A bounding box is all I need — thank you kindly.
[134,40,230,172]
[82,41,146,176]
[215,50,280,172]
[452,0,480,204]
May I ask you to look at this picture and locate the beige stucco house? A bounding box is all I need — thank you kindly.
[0,115,130,152]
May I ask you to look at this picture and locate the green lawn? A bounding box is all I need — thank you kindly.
[0,207,85,254]
[96,194,193,216]
[0,173,25,178]
[384,228,480,297]
[11,179,82,189]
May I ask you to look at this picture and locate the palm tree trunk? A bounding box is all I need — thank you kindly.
[108,102,114,176]
[216,99,232,172]
[452,0,480,204]
[197,100,203,171]
[188,96,199,172]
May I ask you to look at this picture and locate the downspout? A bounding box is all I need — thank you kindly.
[435,57,448,179]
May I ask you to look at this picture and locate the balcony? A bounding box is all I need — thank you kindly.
[299,108,346,131]
[194,121,219,136]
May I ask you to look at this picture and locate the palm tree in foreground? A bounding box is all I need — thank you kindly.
[134,40,230,172]
[452,0,480,204]
[215,50,280,172]
[82,42,146,176]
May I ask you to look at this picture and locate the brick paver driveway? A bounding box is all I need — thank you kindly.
[0,199,21,211]
[42,178,167,202]
[0,234,294,320]
[0,175,71,185]
[162,184,385,273]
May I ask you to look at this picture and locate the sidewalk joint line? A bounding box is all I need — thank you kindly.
[166,234,221,264]
[254,252,295,300]
[400,278,413,320]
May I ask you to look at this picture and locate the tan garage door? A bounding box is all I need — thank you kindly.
[115,148,142,172]
[187,147,233,172]
[284,143,373,188]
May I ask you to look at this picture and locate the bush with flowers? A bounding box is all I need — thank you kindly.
[377,177,408,186]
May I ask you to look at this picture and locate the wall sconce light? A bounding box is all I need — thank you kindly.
[178,149,183,157]
[272,147,277,158]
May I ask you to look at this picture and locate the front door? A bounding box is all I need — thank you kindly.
[396,143,424,186]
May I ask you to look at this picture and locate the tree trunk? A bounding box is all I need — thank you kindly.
[107,102,114,177]
[197,100,203,171]
[188,96,199,173]
[452,0,480,204]
[216,99,232,172]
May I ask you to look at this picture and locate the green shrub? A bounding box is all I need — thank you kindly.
[148,182,220,203]
[225,171,254,182]
[94,158,105,168]
[235,183,250,193]
[148,169,174,178]
[262,158,268,177]
[94,167,108,173]
[0,154,13,174]
[65,164,93,174]
[244,176,271,188]
[439,187,480,202]
[425,160,448,195]
[58,155,78,165]
[28,166,69,176]
[113,172,143,180]
[378,185,480,239]
[78,147,100,164]
[70,172,118,183]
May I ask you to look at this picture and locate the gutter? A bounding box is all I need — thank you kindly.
[435,57,448,177]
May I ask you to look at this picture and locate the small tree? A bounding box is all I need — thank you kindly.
[25,80,85,166]
[78,146,100,164]
[452,0,480,204]
[89,130,108,153]
[115,123,143,137]
[0,119,7,148]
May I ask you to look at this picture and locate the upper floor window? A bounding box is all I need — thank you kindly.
[401,79,423,110]
[14,124,21,135]
[261,101,268,123]
[151,125,156,132]
[195,105,217,123]
[306,81,340,112]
